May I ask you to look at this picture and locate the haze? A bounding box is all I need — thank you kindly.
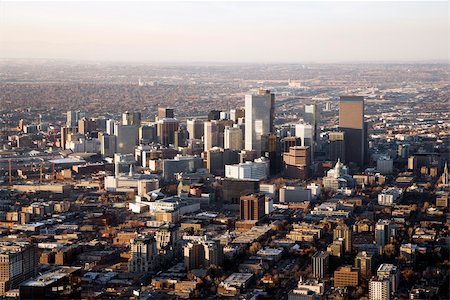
[0,1,448,63]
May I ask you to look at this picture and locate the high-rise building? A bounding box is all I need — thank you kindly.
[230,108,245,123]
[355,251,374,279]
[295,123,314,147]
[377,264,400,294]
[0,242,37,296]
[99,132,117,157]
[240,193,266,220]
[204,121,219,152]
[224,126,243,151]
[375,220,392,248]
[122,111,141,126]
[304,104,320,145]
[369,278,391,300]
[66,110,85,128]
[157,118,179,147]
[333,265,359,288]
[78,117,96,135]
[139,124,157,144]
[208,110,221,121]
[245,90,275,154]
[184,242,205,271]
[312,251,329,279]
[328,131,345,163]
[207,148,239,177]
[128,235,159,272]
[115,124,137,154]
[158,107,174,119]
[106,119,117,135]
[281,137,301,153]
[183,238,224,270]
[339,96,367,168]
[333,223,352,253]
[283,146,311,180]
[187,119,204,140]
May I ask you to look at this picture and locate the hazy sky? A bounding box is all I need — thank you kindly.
[0,1,448,63]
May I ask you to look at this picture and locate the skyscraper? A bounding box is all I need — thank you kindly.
[304,104,320,145]
[186,119,204,140]
[312,251,329,279]
[204,120,220,152]
[224,126,243,151]
[328,131,346,163]
[122,111,141,126]
[333,223,352,253]
[157,118,179,147]
[158,107,174,119]
[245,90,275,154]
[369,278,391,300]
[115,124,137,154]
[339,96,367,168]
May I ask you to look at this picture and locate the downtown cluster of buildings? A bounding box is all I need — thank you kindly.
[0,83,448,300]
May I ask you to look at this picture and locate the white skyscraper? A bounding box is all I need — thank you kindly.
[304,104,320,143]
[369,278,391,300]
[224,126,243,151]
[295,123,314,147]
[244,90,275,154]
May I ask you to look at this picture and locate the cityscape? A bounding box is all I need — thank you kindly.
[0,1,449,300]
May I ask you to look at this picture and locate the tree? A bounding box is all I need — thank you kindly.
[248,242,262,255]
[384,244,396,258]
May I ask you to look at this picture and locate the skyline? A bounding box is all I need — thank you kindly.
[0,1,448,63]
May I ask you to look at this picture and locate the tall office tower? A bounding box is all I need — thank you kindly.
[230,108,245,123]
[333,223,352,253]
[203,240,224,267]
[66,110,85,127]
[60,126,77,150]
[295,123,314,162]
[187,119,204,140]
[115,124,137,154]
[354,251,374,279]
[208,110,221,121]
[375,220,392,248]
[245,90,275,154]
[328,131,346,163]
[99,132,117,157]
[283,146,311,180]
[139,124,157,144]
[106,119,117,135]
[184,242,205,271]
[339,96,367,168]
[204,120,219,152]
[174,126,189,148]
[312,251,329,279]
[377,264,400,294]
[240,193,266,220]
[0,242,37,296]
[128,235,159,272]
[78,117,96,135]
[369,278,391,300]
[224,126,243,151]
[158,107,174,119]
[122,111,141,126]
[157,118,179,147]
[304,104,320,144]
[295,123,314,147]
